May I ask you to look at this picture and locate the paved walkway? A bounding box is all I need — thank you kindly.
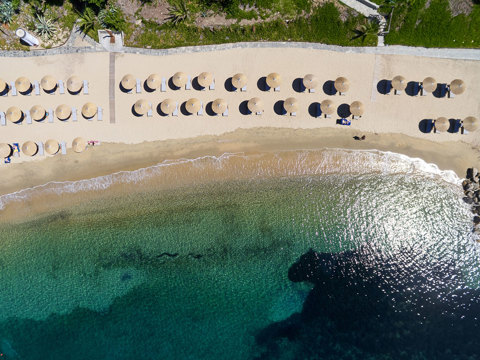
[109,52,116,124]
[340,0,379,17]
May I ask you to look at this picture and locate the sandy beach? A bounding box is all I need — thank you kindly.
[0,44,479,196]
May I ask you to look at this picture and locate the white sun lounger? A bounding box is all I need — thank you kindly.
[209,78,215,90]
[274,86,280,92]
[339,91,346,96]
[172,103,178,116]
[241,85,247,92]
[136,79,142,93]
[98,107,103,121]
[34,80,40,95]
[58,80,65,94]
[26,110,32,124]
[147,103,153,117]
[198,102,203,116]
[309,88,315,93]
[256,111,262,115]
[222,107,229,117]
[161,77,167,92]
[291,112,296,116]
[72,107,77,121]
[36,142,44,156]
[186,76,192,90]
[11,82,17,96]
[394,89,401,95]
[83,80,89,94]
[60,141,67,155]
[1,112,6,126]
[448,86,455,98]
[48,109,54,123]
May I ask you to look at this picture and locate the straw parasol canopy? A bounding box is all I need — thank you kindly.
[248,97,264,113]
[121,74,135,91]
[350,101,365,117]
[232,73,247,89]
[15,76,31,93]
[22,141,37,156]
[30,105,46,121]
[67,75,83,93]
[334,77,350,93]
[186,98,201,114]
[450,79,465,95]
[303,74,318,90]
[462,116,478,132]
[0,143,11,158]
[55,104,71,120]
[434,117,449,132]
[320,100,335,115]
[197,72,213,88]
[0,78,7,93]
[212,98,227,114]
[72,137,86,153]
[392,76,407,91]
[6,106,22,123]
[41,75,56,92]
[266,73,282,88]
[173,72,187,88]
[82,102,97,118]
[284,97,299,113]
[422,77,437,93]
[160,99,176,115]
[146,74,161,90]
[134,99,150,115]
[45,139,59,155]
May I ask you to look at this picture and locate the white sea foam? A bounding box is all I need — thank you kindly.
[0,149,461,210]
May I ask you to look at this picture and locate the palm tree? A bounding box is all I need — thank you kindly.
[167,0,189,25]
[77,8,96,35]
[351,20,380,43]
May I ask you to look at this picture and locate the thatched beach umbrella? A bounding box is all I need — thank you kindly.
[392,76,407,91]
[320,100,335,115]
[462,116,478,132]
[212,98,227,114]
[0,78,7,93]
[160,99,176,115]
[121,74,135,91]
[422,77,437,93]
[434,117,449,132]
[266,73,282,88]
[82,102,97,118]
[173,72,187,88]
[55,104,71,120]
[15,76,31,93]
[67,75,83,93]
[45,139,59,155]
[303,74,318,90]
[284,97,299,113]
[0,143,11,158]
[72,137,86,153]
[22,141,37,156]
[146,74,161,90]
[334,77,350,93]
[350,101,365,117]
[6,106,22,123]
[186,98,201,114]
[248,97,264,113]
[41,75,56,92]
[134,99,150,115]
[450,79,465,95]
[197,72,213,88]
[232,73,247,89]
[30,105,46,121]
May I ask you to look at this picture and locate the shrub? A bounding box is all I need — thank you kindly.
[0,1,14,24]
[35,14,58,39]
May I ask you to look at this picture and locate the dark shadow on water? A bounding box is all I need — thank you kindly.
[323,80,336,96]
[337,103,350,118]
[292,78,305,93]
[274,100,286,116]
[254,246,480,359]
[239,100,251,115]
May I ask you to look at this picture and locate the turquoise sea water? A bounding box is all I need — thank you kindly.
[0,150,478,359]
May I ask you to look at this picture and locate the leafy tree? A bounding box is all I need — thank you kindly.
[351,20,380,43]
[77,7,96,34]
[98,5,126,32]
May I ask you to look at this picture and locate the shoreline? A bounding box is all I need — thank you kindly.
[1,127,478,198]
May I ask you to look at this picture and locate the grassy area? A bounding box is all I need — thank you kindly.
[385,0,480,48]
[127,3,376,48]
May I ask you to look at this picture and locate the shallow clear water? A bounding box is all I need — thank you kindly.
[0,150,478,359]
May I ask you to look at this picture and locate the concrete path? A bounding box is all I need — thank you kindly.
[340,0,379,17]
[109,53,116,124]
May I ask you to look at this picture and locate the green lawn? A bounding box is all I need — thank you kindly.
[385,0,480,48]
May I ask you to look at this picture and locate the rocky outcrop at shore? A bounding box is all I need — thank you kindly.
[462,167,480,236]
